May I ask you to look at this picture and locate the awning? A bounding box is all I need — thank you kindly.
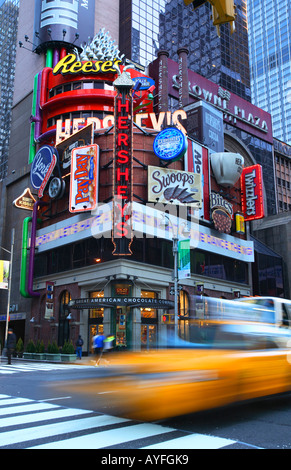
[250,235,282,259]
[69,297,174,309]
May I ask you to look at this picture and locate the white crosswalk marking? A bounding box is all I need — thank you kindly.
[0,394,237,449]
[0,361,95,374]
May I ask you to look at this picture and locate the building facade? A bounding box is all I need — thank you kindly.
[120,0,251,102]
[0,0,19,181]
[0,0,287,355]
[247,0,291,144]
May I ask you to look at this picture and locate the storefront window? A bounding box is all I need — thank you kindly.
[141,324,157,349]
[89,291,104,319]
[141,290,157,319]
[140,291,158,350]
[179,290,189,317]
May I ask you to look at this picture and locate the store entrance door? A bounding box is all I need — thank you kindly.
[89,324,103,355]
[141,324,157,350]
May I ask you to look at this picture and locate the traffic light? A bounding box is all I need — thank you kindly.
[183,0,207,7]
[183,0,236,33]
[210,0,236,26]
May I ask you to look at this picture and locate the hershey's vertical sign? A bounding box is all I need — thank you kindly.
[112,81,133,255]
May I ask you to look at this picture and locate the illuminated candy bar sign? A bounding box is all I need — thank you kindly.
[30,145,57,198]
[112,76,133,255]
[241,164,265,221]
[69,144,99,213]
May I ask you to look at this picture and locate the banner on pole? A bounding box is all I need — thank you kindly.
[178,239,191,279]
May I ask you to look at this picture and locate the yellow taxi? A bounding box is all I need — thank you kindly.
[95,298,291,421]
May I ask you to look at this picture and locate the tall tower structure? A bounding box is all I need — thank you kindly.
[119,0,251,102]
[0,0,19,180]
[247,0,291,144]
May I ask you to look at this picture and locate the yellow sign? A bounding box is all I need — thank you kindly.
[0,260,9,289]
[235,213,245,234]
[52,54,121,76]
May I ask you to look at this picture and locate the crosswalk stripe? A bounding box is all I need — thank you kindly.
[141,433,236,449]
[0,414,129,447]
[29,423,175,449]
[0,402,59,417]
[0,407,92,428]
[0,394,237,449]
[0,362,96,375]
[0,397,34,407]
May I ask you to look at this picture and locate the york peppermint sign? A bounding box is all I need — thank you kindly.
[30,146,57,198]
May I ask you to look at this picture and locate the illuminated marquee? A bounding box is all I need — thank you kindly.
[241,164,265,221]
[52,53,121,76]
[112,78,133,255]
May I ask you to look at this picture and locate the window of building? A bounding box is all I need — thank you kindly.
[141,290,157,319]
[179,290,189,317]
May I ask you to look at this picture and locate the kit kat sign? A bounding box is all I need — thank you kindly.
[241,164,265,221]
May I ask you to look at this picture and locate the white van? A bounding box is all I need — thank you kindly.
[238,297,291,327]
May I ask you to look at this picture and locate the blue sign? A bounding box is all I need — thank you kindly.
[132,76,155,90]
[153,127,187,162]
[30,145,57,196]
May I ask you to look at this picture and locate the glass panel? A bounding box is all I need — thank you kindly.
[141,325,157,350]
[89,324,104,354]
[116,306,128,347]
[89,291,104,319]
[141,290,157,318]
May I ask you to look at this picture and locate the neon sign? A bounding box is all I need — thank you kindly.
[69,145,99,213]
[30,145,57,198]
[153,127,187,162]
[241,164,265,221]
[112,83,133,255]
[52,53,121,76]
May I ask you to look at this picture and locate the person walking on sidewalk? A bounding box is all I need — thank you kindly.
[76,335,84,359]
[93,333,105,366]
[6,329,17,365]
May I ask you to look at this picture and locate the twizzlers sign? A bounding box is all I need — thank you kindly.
[241,164,265,221]
[112,85,133,255]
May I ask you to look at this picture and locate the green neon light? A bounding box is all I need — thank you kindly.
[20,217,32,298]
[46,49,53,68]
[28,73,38,164]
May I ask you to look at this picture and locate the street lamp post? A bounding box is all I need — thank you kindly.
[1,229,15,346]
[172,236,179,340]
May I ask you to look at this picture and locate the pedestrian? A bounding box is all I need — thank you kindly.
[75,335,83,359]
[103,334,115,353]
[6,328,17,365]
[93,332,105,366]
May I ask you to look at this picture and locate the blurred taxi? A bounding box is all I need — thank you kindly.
[96,298,291,421]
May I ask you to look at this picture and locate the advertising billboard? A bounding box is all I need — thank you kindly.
[241,164,265,221]
[69,144,99,213]
[33,0,95,52]
[148,166,202,207]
